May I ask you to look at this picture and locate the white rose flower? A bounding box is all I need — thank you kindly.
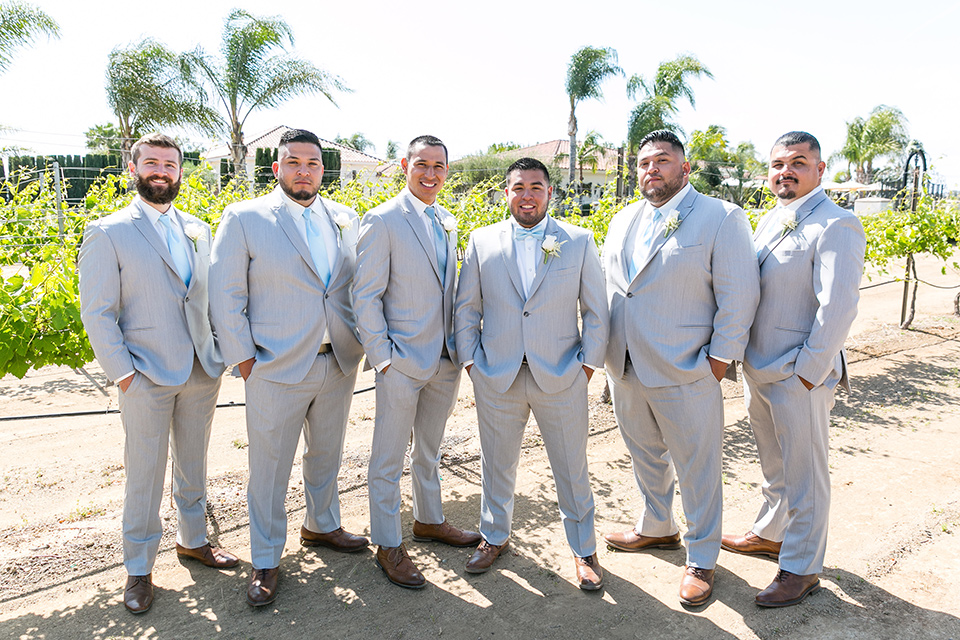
[182,222,204,251]
[442,216,457,233]
[540,234,565,263]
[663,212,681,237]
[333,212,353,236]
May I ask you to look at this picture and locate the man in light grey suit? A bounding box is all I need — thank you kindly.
[601,130,760,606]
[79,133,237,615]
[454,158,609,590]
[354,135,480,589]
[721,131,865,607]
[210,129,368,607]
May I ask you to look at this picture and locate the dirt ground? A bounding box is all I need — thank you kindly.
[1,254,959,640]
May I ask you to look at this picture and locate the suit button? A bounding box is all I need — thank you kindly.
[523,311,530,317]
[626,293,633,298]
[184,297,190,302]
[324,294,329,299]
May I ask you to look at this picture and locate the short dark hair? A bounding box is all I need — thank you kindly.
[506,157,550,185]
[279,128,323,151]
[131,133,182,165]
[406,135,448,163]
[772,131,821,156]
[638,129,685,157]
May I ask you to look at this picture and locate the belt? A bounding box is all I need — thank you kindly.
[318,343,333,355]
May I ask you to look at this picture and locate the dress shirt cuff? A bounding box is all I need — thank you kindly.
[708,354,732,364]
[374,358,391,372]
[115,371,135,384]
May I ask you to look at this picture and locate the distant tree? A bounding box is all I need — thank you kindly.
[831,105,909,184]
[188,9,350,179]
[565,46,622,189]
[335,132,373,153]
[106,38,220,165]
[385,140,398,160]
[686,125,764,206]
[84,123,124,154]
[487,141,521,154]
[556,130,609,183]
[0,1,59,73]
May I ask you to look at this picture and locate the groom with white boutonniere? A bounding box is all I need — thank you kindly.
[454,157,609,590]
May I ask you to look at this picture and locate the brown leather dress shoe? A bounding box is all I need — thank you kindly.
[603,528,682,552]
[721,531,781,559]
[176,543,240,568]
[755,569,820,607]
[247,567,279,607]
[376,544,426,589]
[679,565,715,606]
[465,540,509,574]
[124,574,153,614]
[300,526,369,553]
[412,520,482,547]
[574,554,604,591]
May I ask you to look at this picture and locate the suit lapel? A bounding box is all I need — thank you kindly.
[526,217,557,299]
[634,188,697,278]
[401,194,442,283]
[758,190,825,266]
[131,199,183,286]
[499,224,525,299]
[317,198,346,285]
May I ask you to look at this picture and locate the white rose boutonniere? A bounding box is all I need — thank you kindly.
[541,234,566,263]
[780,212,798,237]
[333,212,353,238]
[663,211,681,238]
[182,222,204,252]
[441,216,457,235]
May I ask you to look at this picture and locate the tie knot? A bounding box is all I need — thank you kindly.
[652,208,662,221]
[425,205,436,218]
[302,207,312,219]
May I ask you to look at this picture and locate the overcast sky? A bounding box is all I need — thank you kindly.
[2,0,958,187]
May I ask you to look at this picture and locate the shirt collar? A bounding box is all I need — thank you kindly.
[279,189,317,218]
[136,195,177,227]
[404,187,435,217]
[779,186,823,213]
[649,183,691,218]
[511,215,549,237]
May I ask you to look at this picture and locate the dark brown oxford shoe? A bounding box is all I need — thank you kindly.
[176,543,240,568]
[755,569,820,607]
[603,529,683,552]
[300,526,369,553]
[721,531,781,560]
[123,574,153,614]
[376,544,426,589]
[679,566,715,607]
[575,554,604,591]
[412,520,482,547]
[465,540,509,574]
[247,567,279,607]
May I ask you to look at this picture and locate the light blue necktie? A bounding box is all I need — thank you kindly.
[303,208,331,286]
[514,227,545,241]
[628,207,661,280]
[426,206,447,286]
[158,213,192,287]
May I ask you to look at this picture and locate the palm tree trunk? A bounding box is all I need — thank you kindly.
[568,106,578,196]
[230,127,247,181]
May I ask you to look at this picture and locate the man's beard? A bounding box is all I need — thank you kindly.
[278,180,318,204]
[134,172,181,205]
[640,172,684,205]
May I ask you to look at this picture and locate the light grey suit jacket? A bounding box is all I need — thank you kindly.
[743,190,865,391]
[603,187,760,387]
[209,188,364,384]
[79,197,224,385]
[353,190,460,380]
[455,217,608,395]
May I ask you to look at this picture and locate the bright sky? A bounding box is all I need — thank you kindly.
[2,0,959,188]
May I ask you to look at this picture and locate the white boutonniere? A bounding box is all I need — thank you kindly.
[182,222,204,252]
[441,216,457,235]
[663,212,681,238]
[780,212,798,237]
[333,212,353,238]
[541,234,566,263]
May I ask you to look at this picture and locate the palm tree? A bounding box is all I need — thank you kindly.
[106,38,220,165]
[831,105,909,184]
[0,1,59,73]
[190,9,349,178]
[335,132,373,154]
[624,55,713,192]
[565,46,622,191]
[557,130,609,182]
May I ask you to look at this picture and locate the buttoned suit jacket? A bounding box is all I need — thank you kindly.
[743,189,865,392]
[455,217,608,395]
[79,197,224,384]
[353,190,460,379]
[603,187,760,387]
[209,188,364,384]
